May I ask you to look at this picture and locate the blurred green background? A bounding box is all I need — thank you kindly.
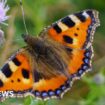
[0,0,105,105]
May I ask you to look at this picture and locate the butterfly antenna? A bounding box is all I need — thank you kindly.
[20,0,28,35]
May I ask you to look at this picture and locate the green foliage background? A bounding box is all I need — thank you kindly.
[0,0,105,105]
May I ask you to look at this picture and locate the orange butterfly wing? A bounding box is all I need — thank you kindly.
[32,75,70,100]
[44,9,100,77]
[0,49,70,101]
[48,10,99,49]
[0,49,33,101]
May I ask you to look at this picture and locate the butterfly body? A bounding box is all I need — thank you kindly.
[0,9,100,101]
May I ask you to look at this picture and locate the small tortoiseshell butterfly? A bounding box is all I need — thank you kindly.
[0,9,100,101]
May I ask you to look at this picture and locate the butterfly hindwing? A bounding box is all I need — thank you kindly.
[69,46,93,79]
[31,75,70,100]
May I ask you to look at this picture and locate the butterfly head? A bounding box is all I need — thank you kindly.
[21,34,31,42]
[22,34,38,45]
[21,34,48,56]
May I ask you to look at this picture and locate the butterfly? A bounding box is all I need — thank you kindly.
[0,9,100,101]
